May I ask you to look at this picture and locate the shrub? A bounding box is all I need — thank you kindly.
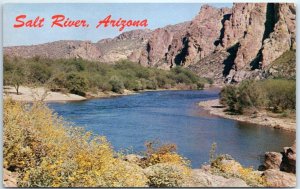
[65,73,88,96]
[220,85,239,113]
[124,79,143,91]
[209,143,267,187]
[144,163,191,187]
[141,141,190,168]
[29,63,52,84]
[263,79,296,112]
[220,79,295,114]
[109,76,125,94]
[210,155,267,187]
[4,99,149,187]
[4,57,209,94]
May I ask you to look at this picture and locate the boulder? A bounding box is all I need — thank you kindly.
[263,169,296,187]
[184,169,248,187]
[281,142,296,173]
[264,152,283,170]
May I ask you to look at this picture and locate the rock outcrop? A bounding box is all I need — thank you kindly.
[260,142,296,187]
[263,169,296,187]
[184,168,248,187]
[261,3,296,68]
[262,142,296,174]
[264,152,283,170]
[4,3,296,83]
[167,6,231,67]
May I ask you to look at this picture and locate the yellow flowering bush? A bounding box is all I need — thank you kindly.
[4,99,148,187]
[210,154,267,187]
[141,141,190,168]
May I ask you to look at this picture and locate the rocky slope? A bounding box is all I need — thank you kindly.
[4,3,296,83]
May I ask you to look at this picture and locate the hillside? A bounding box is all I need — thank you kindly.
[4,3,296,83]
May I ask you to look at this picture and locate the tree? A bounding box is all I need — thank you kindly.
[4,70,25,95]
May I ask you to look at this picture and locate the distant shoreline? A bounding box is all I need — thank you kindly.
[198,99,296,132]
[3,84,215,103]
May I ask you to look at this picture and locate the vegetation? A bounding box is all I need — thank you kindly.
[220,79,296,114]
[141,141,190,168]
[145,163,190,187]
[4,57,209,96]
[266,50,296,79]
[4,99,192,187]
[209,143,267,187]
[4,97,273,187]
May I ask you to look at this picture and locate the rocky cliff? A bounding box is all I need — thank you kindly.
[4,3,296,83]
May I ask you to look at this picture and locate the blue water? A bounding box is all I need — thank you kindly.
[48,89,295,168]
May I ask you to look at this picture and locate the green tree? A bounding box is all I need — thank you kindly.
[4,68,25,95]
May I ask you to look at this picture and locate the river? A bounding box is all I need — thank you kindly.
[48,89,295,168]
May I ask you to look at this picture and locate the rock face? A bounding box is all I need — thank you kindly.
[131,22,191,68]
[261,3,296,68]
[4,3,296,83]
[168,6,231,67]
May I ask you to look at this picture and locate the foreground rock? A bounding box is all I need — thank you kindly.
[3,169,18,187]
[261,142,296,187]
[184,169,248,187]
[263,142,296,173]
[264,152,283,170]
[263,169,296,187]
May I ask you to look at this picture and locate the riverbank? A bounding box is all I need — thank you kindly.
[4,84,215,102]
[3,86,173,102]
[4,86,86,102]
[199,99,296,132]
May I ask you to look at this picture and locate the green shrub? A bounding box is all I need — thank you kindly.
[109,76,125,94]
[220,79,295,114]
[29,63,52,84]
[65,73,88,96]
[4,57,209,94]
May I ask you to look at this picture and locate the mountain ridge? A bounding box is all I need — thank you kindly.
[4,3,296,83]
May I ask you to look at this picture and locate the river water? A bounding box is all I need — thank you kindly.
[48,89,295,168]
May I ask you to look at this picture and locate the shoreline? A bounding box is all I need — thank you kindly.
[198,99,296,132]
[3,84,216,103]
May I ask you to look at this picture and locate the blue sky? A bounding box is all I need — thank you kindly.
[3,3,232,46]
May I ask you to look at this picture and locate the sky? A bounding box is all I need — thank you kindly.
[3,3,232,47]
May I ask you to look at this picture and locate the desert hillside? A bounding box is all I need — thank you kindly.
[4,3,296,83]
